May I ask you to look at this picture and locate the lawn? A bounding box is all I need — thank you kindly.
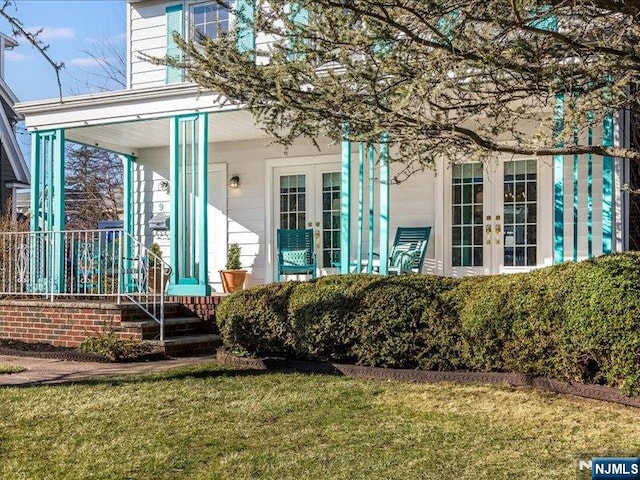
[0,364,25,374]
[0,363,638,479]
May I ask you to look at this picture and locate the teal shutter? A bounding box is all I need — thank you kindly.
[288,2,308,60]
[166,4,184,84]
[529,5,557,31]
[289,2,308,26]
[236,0,255,56]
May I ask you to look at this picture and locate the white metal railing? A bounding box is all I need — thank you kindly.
[0,229,170,340]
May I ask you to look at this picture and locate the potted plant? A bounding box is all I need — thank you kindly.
[220,243,247,293]
[147,243,170,293]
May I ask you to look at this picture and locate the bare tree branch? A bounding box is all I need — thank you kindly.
[0,0,64,101]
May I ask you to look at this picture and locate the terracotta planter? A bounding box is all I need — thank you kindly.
[220,269,247,293]
[148,266,170,293]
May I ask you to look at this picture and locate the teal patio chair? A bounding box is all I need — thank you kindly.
[382,226,432,274]
[276,229,317,281]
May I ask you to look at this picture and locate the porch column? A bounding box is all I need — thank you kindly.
[356,143,365,269]
[30,129,65,293]
[378,134,390,275]
[121,154,135,291]
[367,144,375,273]
[553,94,565,264]
[340,126,351,274]
[168,113,210,296]
[603,111,614,254]
[30,130,65,232]
[198,113,209,291]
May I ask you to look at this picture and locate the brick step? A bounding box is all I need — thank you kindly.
[121,316,216,340]
[120,303,185,322]
[144,334,222,357]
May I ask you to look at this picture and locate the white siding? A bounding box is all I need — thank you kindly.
[128,0,174,89]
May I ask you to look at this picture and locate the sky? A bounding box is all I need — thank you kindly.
[0,0,125,154]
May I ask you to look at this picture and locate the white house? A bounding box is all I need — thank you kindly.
[13,0,629,300]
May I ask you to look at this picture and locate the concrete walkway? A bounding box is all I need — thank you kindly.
[0,354,219,387]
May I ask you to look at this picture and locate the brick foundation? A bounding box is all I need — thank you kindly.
[0,295,227,348]
[165,294,227,322]
[0,300,142,348]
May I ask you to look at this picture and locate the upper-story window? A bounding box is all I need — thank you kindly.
[190,1,232,41]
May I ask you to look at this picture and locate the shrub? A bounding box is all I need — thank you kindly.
[557,253,640,394]
[216,281,298,357]
[226,244,242,270]
[351,275,463,370]
[288,275,378,362]
[456,267,570,376]
[78,332,152,361]
[215,253,640,395]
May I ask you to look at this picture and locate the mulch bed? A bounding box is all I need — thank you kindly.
[216,348,640,409]
[0,339,165,363]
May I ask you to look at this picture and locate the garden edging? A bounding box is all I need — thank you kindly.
[215,348,640,409]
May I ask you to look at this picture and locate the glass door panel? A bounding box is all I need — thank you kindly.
[502,160,538,268]
[451,163,484,268]
[320,171,341,269]
[279,174,307,230]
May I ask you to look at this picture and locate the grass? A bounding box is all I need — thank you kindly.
[0,364,25,374]
[0,363,639,479]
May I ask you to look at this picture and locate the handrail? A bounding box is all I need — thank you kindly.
[0,228,170,341]
[120,231,171,341]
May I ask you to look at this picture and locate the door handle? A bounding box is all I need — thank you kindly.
[314,229,321,250]
[485,224,492,245]
[495,224,502,244]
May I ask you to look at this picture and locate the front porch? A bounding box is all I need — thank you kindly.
[13,84,627,310]
[18,85,414,294]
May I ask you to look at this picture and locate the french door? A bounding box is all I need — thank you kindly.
[273,163,341,276]
[446,159,539,276]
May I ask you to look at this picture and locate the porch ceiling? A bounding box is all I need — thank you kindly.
[16,84,271,156]
[65,109,270,155]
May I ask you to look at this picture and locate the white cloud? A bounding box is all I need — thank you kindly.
[5,51,32,62]
[111,32,127,42]
[26,26,75,41]
[84,32,126,44]
[67,57,107,67]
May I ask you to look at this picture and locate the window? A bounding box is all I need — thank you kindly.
[190,1,231,41]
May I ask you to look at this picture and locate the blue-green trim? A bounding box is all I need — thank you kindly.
[603,111,614,254]
[379,134,390,276]
[167,284,211,296]
[166,4,184,84]
[52,129,65,293]
[356,142,364,270]
[287,1,309,61]
[122,155,134,292]
[572,112,578,262]
[198,113,211,295]
[169,116,178,287]
[587,112,593,258]
[190,120,196,278]
[553,94,565,264]
[340,125,351,275]
[236,0,255,56]
[367,144,375,273]
[170,114,211,295]
[29,132,40,233]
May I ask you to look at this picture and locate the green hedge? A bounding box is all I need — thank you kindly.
[217,253,640,395]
